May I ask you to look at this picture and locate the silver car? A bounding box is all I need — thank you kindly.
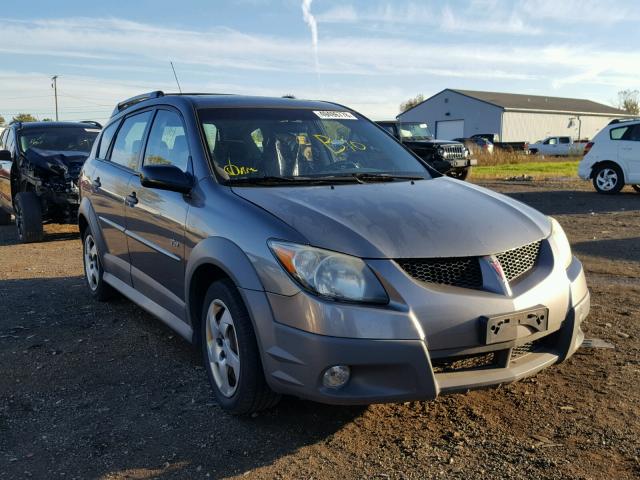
[79,92,590,414]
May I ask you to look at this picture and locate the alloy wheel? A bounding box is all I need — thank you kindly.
[596,168,618,191]
[84,234,100,291]
[205,299,241,398]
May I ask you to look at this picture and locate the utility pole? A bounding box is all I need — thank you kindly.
[51,75,59,121]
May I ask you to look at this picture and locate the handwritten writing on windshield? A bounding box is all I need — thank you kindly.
[224,163,258,176]
[313,135,367,155]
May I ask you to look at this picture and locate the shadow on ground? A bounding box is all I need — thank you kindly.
[0,275,365,479]
[572,237,640,263]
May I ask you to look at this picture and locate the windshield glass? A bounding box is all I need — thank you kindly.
[198,108,430,182]
[19,127,100,153]
[397,122,433,141]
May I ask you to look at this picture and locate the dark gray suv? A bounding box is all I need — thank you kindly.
[79,91,589,414]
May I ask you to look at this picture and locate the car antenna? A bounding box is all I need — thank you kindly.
[170,61,183,93]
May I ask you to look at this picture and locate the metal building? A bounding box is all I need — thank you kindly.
[397,89,633,142]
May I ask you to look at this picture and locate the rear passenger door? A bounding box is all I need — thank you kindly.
[90,111,152,286]
[618,124,640,183]
[124,108,190,322]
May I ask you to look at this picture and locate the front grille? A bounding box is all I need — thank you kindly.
[398,257,483,290]
[432,352,496,373]
[496,241,541,281]
[442,144,465,159]
[398,241,542,290]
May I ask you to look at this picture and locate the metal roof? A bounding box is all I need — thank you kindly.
[450,89,631,116]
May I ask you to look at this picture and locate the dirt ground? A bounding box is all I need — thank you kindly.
[1,179,638,480]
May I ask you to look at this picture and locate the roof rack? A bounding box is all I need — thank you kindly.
[608,117,640,125]
[80,120,103,128]
[112,91,164,116]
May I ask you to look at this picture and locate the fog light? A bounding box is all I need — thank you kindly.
[322,365,350,389]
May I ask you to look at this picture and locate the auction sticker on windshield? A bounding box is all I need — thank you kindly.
[313,111,358,120]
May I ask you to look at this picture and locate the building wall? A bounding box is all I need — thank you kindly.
[501,111,620,142]
[398,90,503,139]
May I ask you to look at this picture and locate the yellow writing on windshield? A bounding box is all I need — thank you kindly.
[224,163,258,176]
[313,135,367,155]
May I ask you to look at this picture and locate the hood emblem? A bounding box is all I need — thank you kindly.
[480,255,512,297]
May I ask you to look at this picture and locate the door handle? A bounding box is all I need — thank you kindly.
[92,177,101,189]
[125,192,138,207]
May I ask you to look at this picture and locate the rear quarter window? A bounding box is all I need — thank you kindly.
[610,126,630,140]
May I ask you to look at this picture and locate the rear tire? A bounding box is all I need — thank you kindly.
[201,279,280,415]
[592,164,624,194]
[14,192,43,243]
[0,209,11,225]
[82,227,114,301]
[632,185,640,193]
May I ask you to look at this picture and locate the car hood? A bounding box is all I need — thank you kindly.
[232,177,551,259]
[21,148,88,180]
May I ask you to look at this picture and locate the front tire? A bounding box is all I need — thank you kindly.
[82,228,114,301]
[592,164,624,194]
[14,192,43,243]
[201,279,280,415]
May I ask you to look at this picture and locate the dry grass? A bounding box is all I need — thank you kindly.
[473,148,583,166]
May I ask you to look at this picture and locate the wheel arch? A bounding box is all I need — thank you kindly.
[186,237,266,346]
[590,160,625,182]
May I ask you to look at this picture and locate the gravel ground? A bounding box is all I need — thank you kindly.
[0,179,639,480]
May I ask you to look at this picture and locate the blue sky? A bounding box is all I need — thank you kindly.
[1,0,639,123]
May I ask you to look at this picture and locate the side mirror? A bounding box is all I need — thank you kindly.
[0,150,11,161]
[140,165,193,194]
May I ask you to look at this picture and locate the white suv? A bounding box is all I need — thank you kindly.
[578,119,640,194]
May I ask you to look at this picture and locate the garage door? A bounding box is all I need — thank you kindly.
[436,120,464,140]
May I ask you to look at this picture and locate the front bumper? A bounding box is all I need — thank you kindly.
[252,252,589,405]
[258,290,588,405]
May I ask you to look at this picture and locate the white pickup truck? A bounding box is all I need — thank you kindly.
[529,136,586,156]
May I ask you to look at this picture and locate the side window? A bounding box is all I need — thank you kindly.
[559,137,570,144]
[610,126,629,140]
[548,138,557,145]
[143,110,189,171]
[110,111,152,170]
[97,121,120,159]
[5,129,15,153]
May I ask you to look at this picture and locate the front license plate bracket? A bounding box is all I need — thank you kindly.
[480,306,549,344]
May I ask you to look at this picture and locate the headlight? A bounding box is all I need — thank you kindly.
[268,240,389,304]
[437,147,445,157]
[549,217,572,269]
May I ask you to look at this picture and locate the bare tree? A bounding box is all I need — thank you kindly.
[399,94,425,114]
[0,115,5,126]
[617,89,639,115]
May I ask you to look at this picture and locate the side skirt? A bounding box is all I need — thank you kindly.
[103,272,194,343]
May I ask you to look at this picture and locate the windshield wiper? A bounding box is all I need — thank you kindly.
[228,175,361,186]
[348,173,425,183]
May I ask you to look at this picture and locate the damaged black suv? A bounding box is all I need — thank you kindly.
[0,121,101,242]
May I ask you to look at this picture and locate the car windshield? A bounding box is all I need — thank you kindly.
[198,108,430,183]
[19,127,100,153]
[397,122,433,141]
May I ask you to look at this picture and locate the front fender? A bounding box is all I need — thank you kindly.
[185,236,265,294]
